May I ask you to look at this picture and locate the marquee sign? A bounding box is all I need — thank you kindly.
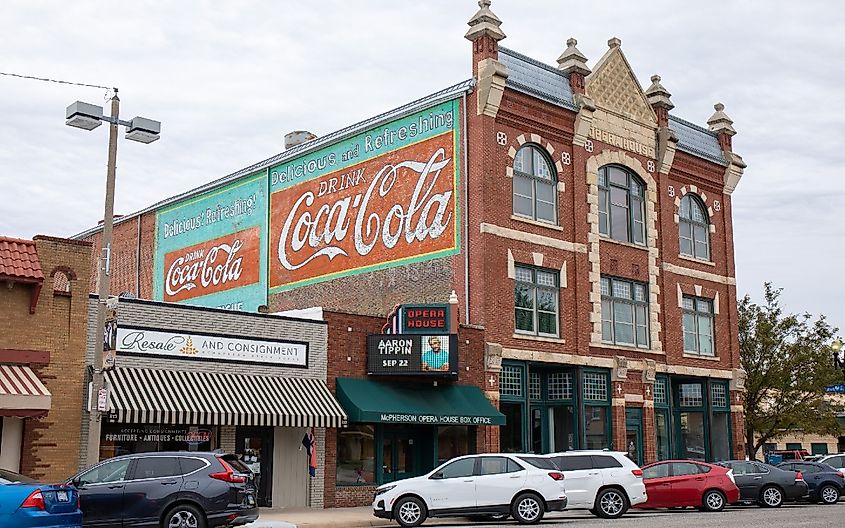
[268,99,461,292]
[153,173,268,312]
[367,334,458,377]
[116,326,308,367]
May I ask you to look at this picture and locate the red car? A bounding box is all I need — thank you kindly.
[636,460,740,512]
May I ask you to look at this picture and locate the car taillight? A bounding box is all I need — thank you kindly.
[547,471,564,481]
[20,489,45,510]
[795,471,804,482]
[210,458,247,484]
[631,469,643,478]
[837,472,844,479]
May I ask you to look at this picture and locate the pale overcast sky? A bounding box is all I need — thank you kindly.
[1,1,842,331]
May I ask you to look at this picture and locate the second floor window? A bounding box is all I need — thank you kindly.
[513,145,557,224]
[514,265,559,337]
[601,276,649,348]
[679,194,711,260]
[682,295,714,356]
[598,165,646,245]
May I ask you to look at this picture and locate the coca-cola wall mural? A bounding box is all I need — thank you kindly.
[153,172,268,311]
[268,98,461,292]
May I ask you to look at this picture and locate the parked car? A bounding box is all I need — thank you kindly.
[777,461,844,504]
[372,454,567,527]
[543,450,647,519]
[818,453,845,473]
[636,460,739,512]
[716,460,808,507]
[69,452,258,528]
[0,468,82,527]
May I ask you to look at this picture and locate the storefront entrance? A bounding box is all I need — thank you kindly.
[381,425,424,483]
[236,427,274,507]
[625,408,643,466]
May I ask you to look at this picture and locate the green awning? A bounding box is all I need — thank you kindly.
[336,378,506,426]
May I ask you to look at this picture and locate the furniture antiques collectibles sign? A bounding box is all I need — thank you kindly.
[268,99,461,292]
[153,173,268,312]
[116,326,307,367]
[367,334,458,377]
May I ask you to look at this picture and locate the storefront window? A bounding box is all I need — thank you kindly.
[100,424,214,460]
[500,402,524,453]
[584,406,609,449]
[549,406,575,452]
[437,426,469,465]
[336,425,375,485]
[680,412,706,461]
[710,413,731,461]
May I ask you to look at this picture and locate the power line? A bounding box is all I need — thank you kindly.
[0,71,113,91]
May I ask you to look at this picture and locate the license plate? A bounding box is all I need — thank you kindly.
[57,490,69,502]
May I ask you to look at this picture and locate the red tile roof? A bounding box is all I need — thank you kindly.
[0,237,44,282]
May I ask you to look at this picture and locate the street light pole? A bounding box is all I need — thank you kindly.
[86,91,120,466]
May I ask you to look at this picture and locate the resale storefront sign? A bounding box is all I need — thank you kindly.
[116,326,308,367]
[268,99,461,292]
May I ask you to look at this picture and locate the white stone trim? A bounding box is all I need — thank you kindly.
[507,249,515,279]
[532,252,544,266]
[586,150,662,351]
[502,347,614,368]
[511,334,566,344]
[560,261,568,288]
[662,262,736,285]
[480,223,587,253]
[510,215,564,232]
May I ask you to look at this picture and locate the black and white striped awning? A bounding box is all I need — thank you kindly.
[105,367,346,428]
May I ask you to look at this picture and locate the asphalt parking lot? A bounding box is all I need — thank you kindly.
[470,503,843,527]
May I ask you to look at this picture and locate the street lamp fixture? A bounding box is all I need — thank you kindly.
[65,88,160,466]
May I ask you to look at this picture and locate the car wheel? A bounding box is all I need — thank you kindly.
[394,496,427,528]
[702,489,727,512]
[511,492,544,525]
[595,488,628,519]
[819,484,840,505]
[162,503,206,528]
[759,486,784,508]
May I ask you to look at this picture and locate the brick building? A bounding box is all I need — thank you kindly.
[0,235,91,481]
[73,1,749,504]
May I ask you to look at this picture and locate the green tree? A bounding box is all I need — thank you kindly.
[740,283,842,459]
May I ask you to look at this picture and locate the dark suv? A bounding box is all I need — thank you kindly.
[69,452,258,528]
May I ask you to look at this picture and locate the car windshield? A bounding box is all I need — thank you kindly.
[0,469,36,484]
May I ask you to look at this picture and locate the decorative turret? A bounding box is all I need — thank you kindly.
[557,38,590,94]
[707,103,736,152]
[467,0,508,118]
[465,0,506,63]
[645,75,673,127]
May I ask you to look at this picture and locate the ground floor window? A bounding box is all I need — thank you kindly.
[812,443,829,455]
[437,426,470,465]
[678,411,705,461]
[336,424,375,485]
[100,423,216,459]
[584,406,610,449]
[500,403,525,453]
[710,413,731,461]
[786,442,803,450]
[655,409,671,461]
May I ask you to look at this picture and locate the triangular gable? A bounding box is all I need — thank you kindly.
[586,45,656,124]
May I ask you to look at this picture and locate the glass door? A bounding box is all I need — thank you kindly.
[235,427,273,507]
[625,408,643,466]
[548,405,576,453]
[381,426,418,483]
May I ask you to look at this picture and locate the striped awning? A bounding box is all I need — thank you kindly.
[106,367,346,428]
[0,365,51,414]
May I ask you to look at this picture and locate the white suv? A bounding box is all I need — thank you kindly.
[544,450,646,519]
[372,454,567,527]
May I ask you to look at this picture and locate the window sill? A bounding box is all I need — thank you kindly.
[682,353,720,361]
[510,215,564,232]
[592,342,665,355]
[678,254,716,267]
[512,333,565,344]
[598,235,648,251]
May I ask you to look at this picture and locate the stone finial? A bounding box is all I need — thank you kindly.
[465,0,506,42]
[557,37,591,76]
[645,74,674,110]
[608,37,622,49]
[707,102,736,136]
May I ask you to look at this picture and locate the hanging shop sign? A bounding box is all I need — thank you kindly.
[116,326,308,367]
[153,173,269,312]
[386,303,451,334]
[367,334,458,377]
[268,99,461,292]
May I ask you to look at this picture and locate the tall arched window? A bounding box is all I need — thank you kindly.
[598,165,645,245]
[679,194,710,260]
[513,144,557,224]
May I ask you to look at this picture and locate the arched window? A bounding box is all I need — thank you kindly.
[598,165,646,245]
[513,144,557,224]
[679,194,710,260]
